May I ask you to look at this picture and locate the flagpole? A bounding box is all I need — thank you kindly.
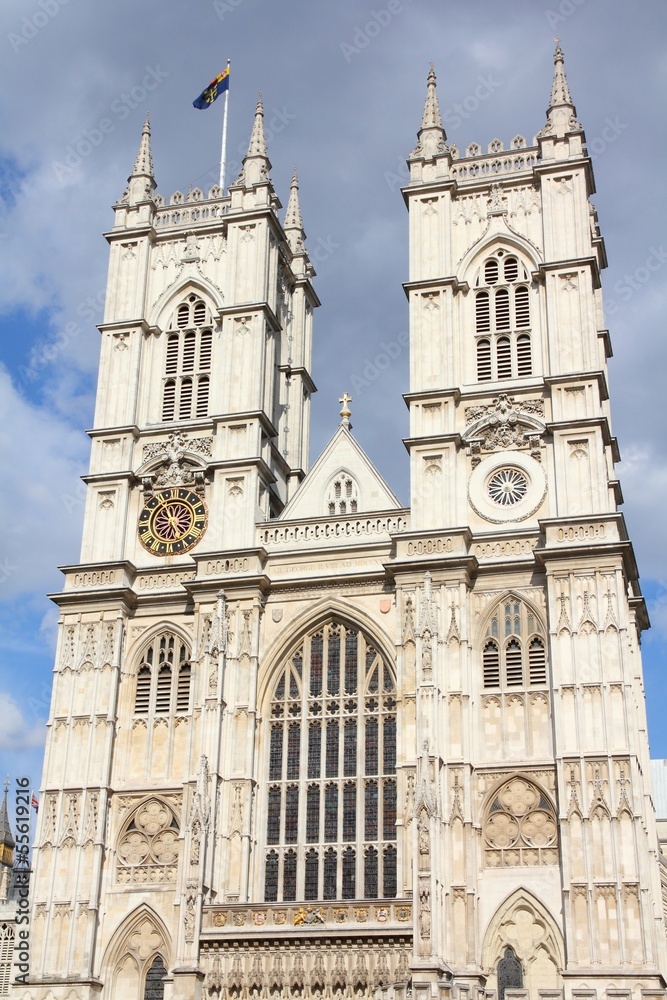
[220,59,230,190]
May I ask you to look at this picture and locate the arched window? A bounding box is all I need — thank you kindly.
[481,598,548,692]
[133,632,192,717]
[326,473,359,517]
[161,294,214,422]
[483,777,558,867]
[144,955,168,1000]
[263,620,397,902]
[497,946,523,1000]
[474,250,533,381]
[0,924,13,997]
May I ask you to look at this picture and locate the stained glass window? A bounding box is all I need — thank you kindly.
[264,620,397,902]
[365,718,378,775]
[383,845,397,898]
[287,723,300,779]
[305,849,319,900]
[307,723,321,780]
[328,630,340,694]
[345,631,358,693]
[344,719,357,776]
[326,720,339,777]
[269,726,283,781]
[317,850,333,902]
[364,846,378,898]
[284,786,299,843]
[342,847,356,899]
[325,784,338,842]
[264,851,279,902]
[306,785,320,842]
[267,787,281,844]
[365,780,378,840]
[383,779,397,840]
[343,782,356,841]
[310,634,323,695]
[383,717,396,774]
[144,955,167,1000]
[283,850,297,901]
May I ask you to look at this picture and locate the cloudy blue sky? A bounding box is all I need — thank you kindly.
[1,0,666,803]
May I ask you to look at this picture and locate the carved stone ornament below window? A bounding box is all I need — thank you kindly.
[117,799,179,884]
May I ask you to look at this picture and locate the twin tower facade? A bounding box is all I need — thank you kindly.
[20,47,667,1000]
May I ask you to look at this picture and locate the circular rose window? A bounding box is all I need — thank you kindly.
[487,468,528,507]
[468,452,547,523]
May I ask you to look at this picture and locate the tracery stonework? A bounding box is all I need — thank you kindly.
[484,778,558,867]
[24,49,667,1000]
[117,800,180,884]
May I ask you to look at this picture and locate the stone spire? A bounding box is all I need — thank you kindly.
[120,113,156,206]
[411,66,447,159]
[284,168,305,253]
[539,41,583,138]
[240,93,272,186]
[0,779,15,869]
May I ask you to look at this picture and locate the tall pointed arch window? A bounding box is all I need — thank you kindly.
[474,251,533,382]
[133,632,192,717]
[264,620,397,902]
[482,598,548,691]
[162,294,213,421]
[326,473,359,517]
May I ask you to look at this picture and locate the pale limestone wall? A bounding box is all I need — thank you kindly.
[18,62,667,1000]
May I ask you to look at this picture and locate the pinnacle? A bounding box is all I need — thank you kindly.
[538,40,583,139]
[549,40,574,109]
[284,169,303,230]
[247,93,269,160]
[421,65,444,131]
[411,64,447,158]
[132,113,154,177]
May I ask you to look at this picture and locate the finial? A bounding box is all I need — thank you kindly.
[3,776,8,793]
[235,90,272,187]
[537,39,582,140]
[339,392,353,429]
[410,64,447,159]
[284,167,305,243]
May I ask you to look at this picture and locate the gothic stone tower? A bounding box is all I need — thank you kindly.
[21,48,667,1000]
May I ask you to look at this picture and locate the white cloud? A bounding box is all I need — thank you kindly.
[0,366,87,600]
[0,691,46,750]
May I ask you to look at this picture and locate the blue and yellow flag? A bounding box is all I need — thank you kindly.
[193,66,230,109]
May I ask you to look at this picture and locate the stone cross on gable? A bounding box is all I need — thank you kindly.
[339,392,353,429]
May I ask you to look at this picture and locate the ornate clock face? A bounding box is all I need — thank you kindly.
[138,488,207,556]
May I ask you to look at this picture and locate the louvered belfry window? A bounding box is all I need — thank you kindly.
[162,294,213,421]
[474,251,532,381]
[133,632,192,716]
[264,620,398,902]
[482,598,548,691]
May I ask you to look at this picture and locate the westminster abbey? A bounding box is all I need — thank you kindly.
[17,44,667,1000]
